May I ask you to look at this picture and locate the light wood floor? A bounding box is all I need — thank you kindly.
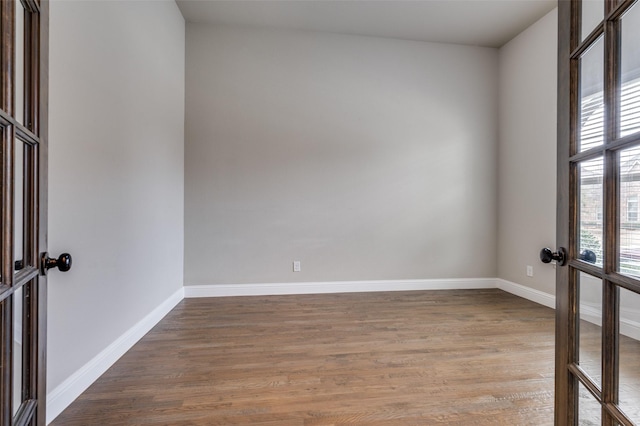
[53,290,559,425]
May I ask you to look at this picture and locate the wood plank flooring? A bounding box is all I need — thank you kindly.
[52,290,558,425]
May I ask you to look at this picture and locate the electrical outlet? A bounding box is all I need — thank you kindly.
[293,261,301,272]
[526,265,533,277]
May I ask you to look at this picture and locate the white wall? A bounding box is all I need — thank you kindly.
[185,25,499,286]
[48,0,184,402]
[497,9,558,295]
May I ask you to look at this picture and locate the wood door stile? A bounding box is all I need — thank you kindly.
[0,1,49,424]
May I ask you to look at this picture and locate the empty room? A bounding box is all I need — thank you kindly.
[1,0,640,425]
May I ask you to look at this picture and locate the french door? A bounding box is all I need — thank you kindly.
[557,0,640,424]
[0,0,49,424]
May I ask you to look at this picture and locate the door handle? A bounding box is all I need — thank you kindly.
[540,247,567,266]
[40,252,72,275]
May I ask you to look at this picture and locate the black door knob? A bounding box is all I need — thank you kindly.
[540,247,567,266]
[40,252,72,275]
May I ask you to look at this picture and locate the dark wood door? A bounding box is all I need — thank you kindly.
[0,0,49,424]
[557,0,640,424]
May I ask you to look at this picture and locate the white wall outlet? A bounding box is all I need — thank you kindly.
[293,261,301,272]
[526,265,533,277]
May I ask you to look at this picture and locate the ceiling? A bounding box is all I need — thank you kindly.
[176,0,557,48]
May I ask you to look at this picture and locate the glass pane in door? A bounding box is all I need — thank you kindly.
[582,0,604,41]
[579,158,604,267]
[14,138,24,272]
[618,287,640,423]
[619,146,640,276]
[620,2,640,138]
[579,272,603,387]
[15,0,24,125]
[12,288,23,416]
[579,37,605,153]
[578,380,601,425]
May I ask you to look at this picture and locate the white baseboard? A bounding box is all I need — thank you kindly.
[497,279,640,341]
[495,278,556,309]
[620,317,640,341]
[46,287,185,425]
[183,278,498,298]
[580,302,603,328]
[580,302,640,341]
